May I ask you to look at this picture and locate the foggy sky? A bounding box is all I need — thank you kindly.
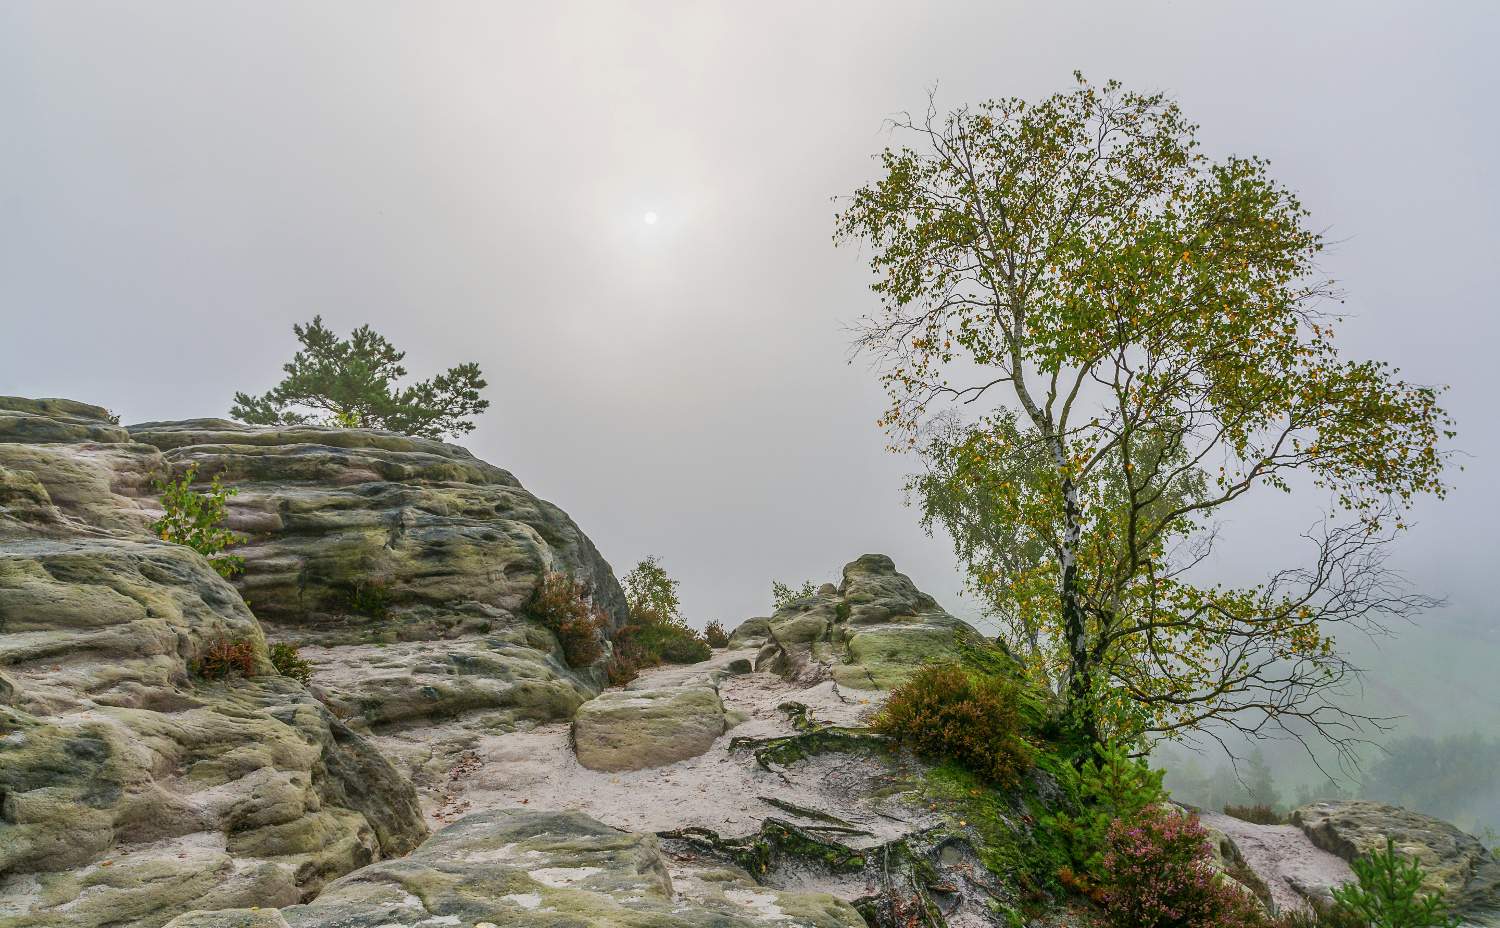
[2,3,1496,678]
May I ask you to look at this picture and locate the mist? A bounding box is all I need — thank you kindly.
[2,3,1495,796]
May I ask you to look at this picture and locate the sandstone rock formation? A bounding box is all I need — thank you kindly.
[125,417,628,643]
[737,554,1000,690]
[0,397,627,927]
[125,416,630,732]
[571,653,753,772]
[1197,809,1355,913]
[9,396,1499,928]
[1293,799,1500,926]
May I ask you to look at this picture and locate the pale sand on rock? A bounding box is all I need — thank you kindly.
[326,645,1360,918]
[1200,810,1356,914]
[363,649,902,838]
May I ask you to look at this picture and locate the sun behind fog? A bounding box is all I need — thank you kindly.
[643,212,658,224]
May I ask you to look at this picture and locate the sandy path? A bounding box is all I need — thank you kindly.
[1200,810,1355,914]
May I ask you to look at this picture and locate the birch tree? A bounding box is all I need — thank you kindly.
[836,76,1452,753]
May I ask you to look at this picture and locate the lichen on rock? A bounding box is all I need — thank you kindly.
[1293,799,1500,926]
[735,554,1007,691]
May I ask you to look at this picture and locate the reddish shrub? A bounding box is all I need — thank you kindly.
[871,663,1034,787]
[193,637,255,680]
[1101,805,1261,928]
[704,620,730,648]
[606,622,649,685]
[523,572,608,669]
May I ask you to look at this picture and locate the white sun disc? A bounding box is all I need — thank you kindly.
[644,212,658,224]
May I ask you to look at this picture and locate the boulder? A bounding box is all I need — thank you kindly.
[0,400,569,926]
[740,554,1005,690]
[0,397,129,446]
[725,616,770,649]
[571,654,754,772]
[1293,799,1500,926]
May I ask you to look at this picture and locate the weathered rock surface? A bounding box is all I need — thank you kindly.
[1293,799,1500,926]
[0,398,628,927]
[738,554,1002,690]
[1198,809,1355,913]
[164,809,866,928]
[0,534,427,925]
[125,418,628,646]
[303,621,600,732]
[571,653,754,772]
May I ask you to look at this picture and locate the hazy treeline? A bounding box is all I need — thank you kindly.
[1157,733,1500,843]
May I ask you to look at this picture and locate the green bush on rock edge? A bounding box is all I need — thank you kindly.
[270,642,313,685]
[149,463,244,579]
[872,662,1035,788]
[1332,837,1461,928]
[610,556,712,681]
[1047,740,1168,892]
[704,620,730,648]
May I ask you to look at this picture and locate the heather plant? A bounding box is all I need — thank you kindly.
[872,662,1035,787]
[1101,805,1260,928]
[523,572,608,669]
[150,464,243,579]
[192,637,256,680]
[269,642,313,685]
[1332,837,1460,928]
[1049,740,1169,887]
[704,620,730,648]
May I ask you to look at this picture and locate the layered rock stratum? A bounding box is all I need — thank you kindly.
[0,398,627,926]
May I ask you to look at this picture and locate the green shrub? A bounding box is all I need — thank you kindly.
[1047,740,1169,888]
[330,579,397,618]
[1224,803,1286,826]
[772,579,817,609]
[658,631,712,664]
[607,628,649,686]
[624,556,683,621]
[1332,837,1460,928]
[270,642,312,685]
[523,572,607,669]
[872,662,1035,787]
[704,620,730,648]
[192,637,255,680]
[150,464,243,578]
[613,556,710,674]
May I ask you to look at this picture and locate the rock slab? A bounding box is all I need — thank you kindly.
[1293,799,1500,926]
[164,809,866,928]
